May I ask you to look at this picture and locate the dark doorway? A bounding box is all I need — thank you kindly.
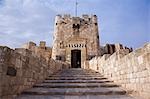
[71,50,81,68]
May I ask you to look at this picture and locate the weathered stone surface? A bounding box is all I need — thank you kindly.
[87,43,150,99]
[16,95,137,99]
[16,69,134,99]
[21,41,52,61]
[100,44,132,56]
[0,46,69,99]
[51,14,100,67]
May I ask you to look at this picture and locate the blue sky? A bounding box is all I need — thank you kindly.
[0,0,149,49]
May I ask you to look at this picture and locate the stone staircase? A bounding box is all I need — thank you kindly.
[16,68,135,99]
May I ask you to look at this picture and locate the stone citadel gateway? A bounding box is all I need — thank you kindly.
[52,14,100,68]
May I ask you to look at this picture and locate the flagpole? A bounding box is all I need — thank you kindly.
[75,0,78,17]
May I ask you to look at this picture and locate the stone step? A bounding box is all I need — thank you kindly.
[50,74,102,76]
[46,77,107,80]
[21,87,126,95]
[16,68,133,99]
[59,72,99,75]
[58,69,100,73]
[54,72,101,74]
[33,83,119,88]
[59,68,91,71]
[59,69,101,72]
[60,69,98,72]
[43,79,113,83]
[49,75,103,77]
[47,76,106,78]
[57,70,100,73]
[16,95,135,99]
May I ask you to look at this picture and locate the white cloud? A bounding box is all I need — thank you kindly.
[0,0,58,48]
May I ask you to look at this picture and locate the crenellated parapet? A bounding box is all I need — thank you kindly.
[22,41,52,61]
[54,14,98,26]
[100,43,133,56]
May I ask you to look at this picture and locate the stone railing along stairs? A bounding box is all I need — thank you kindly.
[16,68,136,99]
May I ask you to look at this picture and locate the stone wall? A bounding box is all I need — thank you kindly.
[0,46,69,99]
[22,41,52,61]
[100,43,133,56]
[86,43,150,99]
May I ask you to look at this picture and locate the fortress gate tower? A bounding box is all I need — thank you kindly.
[52,14,100,68]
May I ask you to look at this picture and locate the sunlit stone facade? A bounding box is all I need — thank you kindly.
[52,14,100,68]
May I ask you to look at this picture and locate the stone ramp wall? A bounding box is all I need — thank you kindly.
[86,43,150,99]
[0,46,70,99]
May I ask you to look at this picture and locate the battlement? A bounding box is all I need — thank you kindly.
[22,41,52,60]
[55,14,98,24]
[40,41,46,48]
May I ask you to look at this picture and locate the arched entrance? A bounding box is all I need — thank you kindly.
[71,50,81,68]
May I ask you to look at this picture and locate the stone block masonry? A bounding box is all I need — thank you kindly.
[86,43,150,99]
[52,14,100,67]
[0,46,69,99]
[22,41,52,61]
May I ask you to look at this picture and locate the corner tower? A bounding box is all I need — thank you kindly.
[52,14,100,68]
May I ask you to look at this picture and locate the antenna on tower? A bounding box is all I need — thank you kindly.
[75,0,78,17]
